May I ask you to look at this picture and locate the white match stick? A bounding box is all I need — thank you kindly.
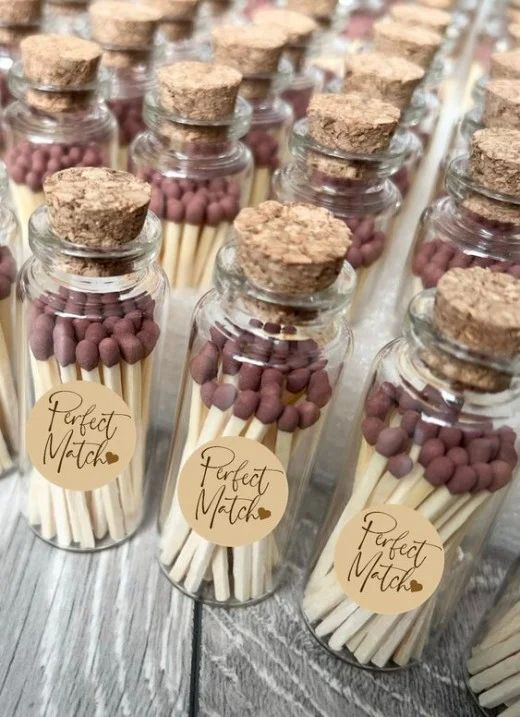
[176,223,202,288]
[161,221,182,285]
[249,167,272,207]
[469,653,520,694]
[212,547,231,602]
[479,672,520,710]
[198,222,230,289]
[468,633,520,674]
[193,224,218,285]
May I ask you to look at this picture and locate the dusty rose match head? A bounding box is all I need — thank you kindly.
[43,167,151,248]
[234,201,351,296]
[307,93,400,155]
[490,49,520,81]
[373,20,442,69]
[434,267,520,359]
[344,52,424,110]
[89,1,161,51]
[469,127,520,196]
[0,0,41,25]
[157,60,242,121]
[389,4,451,34]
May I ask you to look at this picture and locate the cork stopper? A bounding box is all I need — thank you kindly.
[307,92,400,154]
[470,128,520,196]
[344,52,425,110]
[157,61,241,120]
[483,80,520,130]
[90,1,161,51]
[0,0,41,26]
[462,193,520,226]
[43,168,151,248]
[509,8,520,25]
[509,23,520,45]
[389,4,451,33]
[147,0,199,22]
[234,201,351,295]
[373,20,442,69]
[490,49,520,81]
[434,268,520,357]
[252,8,317,46]
[212,24,288,76]
[285,0,338,21]
[20,33,101,87]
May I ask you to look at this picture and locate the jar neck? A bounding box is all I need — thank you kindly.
[143,89,251,158]
[213,242,356,333]
[402,290,520,402]
[102,54,153,101]
[28,206,161,286]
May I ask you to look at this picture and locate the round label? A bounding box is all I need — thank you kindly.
[334,504,445,615]
[177,436,289,547]
[26,380,136,491]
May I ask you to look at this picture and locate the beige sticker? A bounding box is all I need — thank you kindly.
[334,504,445,615]
[177,437,289,547]
[26,380,136,491]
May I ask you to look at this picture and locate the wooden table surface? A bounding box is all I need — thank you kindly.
[2,4,519,715]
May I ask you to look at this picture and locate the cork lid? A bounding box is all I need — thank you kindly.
[483,79,520,130]
[20,33,102,88]
[344,52,424,109]
[252,7,317,45]
[373,20,442,69]
[509,23,520,44]
[0,0,41,26]
[389,3,451,33]
[285,0,338,21]
[90,1,161,51]
[157,61,242,120]
[307,92,400,154]
[434,267,520,357]
[490,49,520,81]
[147,0,199,22]
[212,24,288,76]
[43,167,151,248]
[462,193,520,226]
[470,128,520,196]
[234,201,351,295]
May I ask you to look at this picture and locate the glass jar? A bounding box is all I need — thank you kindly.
[3,60,117,257]
[196,0,246,31]
[281,65,325,121]
[130,78,253,290]
[302,286,520,670]
[43,0,89,38]
[398,156,520,316]
[18,203,167,550]
[466,557,520,715]
[158,240,355,604]
[343,0,385,42]
[273,118,408,318]
[0,203,21,478]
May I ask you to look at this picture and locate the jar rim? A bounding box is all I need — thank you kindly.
[447,155,520,207]
[8,59,110,101]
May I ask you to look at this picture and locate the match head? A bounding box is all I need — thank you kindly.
[190,341,219,384]
[278,404,300,432]
[233,389,260,420]
[117,333,145,364]
[98,336,121,367]
[76,338,100,371]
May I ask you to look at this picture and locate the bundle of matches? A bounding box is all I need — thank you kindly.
[159,200,353,604]
[24,167,164,549]
[302,92,402,293]
[212,24,293,208]
[303,267,520,669]
[343,52,425,197]
[0,210,20,477]
[89,1,162,171]
[0,0,41,107]
[4,33,115,254]
[252,8,320,121]
[134,60,251,289]
[411,128,520,297]
[467,560,520,715]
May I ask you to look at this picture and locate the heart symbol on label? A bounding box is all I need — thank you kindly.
[106,451,119,465]
[410,580,423,593]
[258,507,271,520]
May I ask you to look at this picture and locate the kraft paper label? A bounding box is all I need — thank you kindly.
[26,380,136,491]
[177,437,289,547]
[333,505,445,615]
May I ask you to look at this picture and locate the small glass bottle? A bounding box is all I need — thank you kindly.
[0,0,41,109]
[0,202,21,478]
[154,0,206,64]
[89,1,162,170]
[252,7,323,121]
[466,557,520,715]
[273,93,408,318]
[43,0,90,38]
[130,60,253,290]
[343,0,386,42]
[3,33,117,256]
[159,200,355,605]
[303,267,520,670]
[196,0,246,31]
[19,167,167,550]
[398,128,520,316]
[212,24,294,207]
